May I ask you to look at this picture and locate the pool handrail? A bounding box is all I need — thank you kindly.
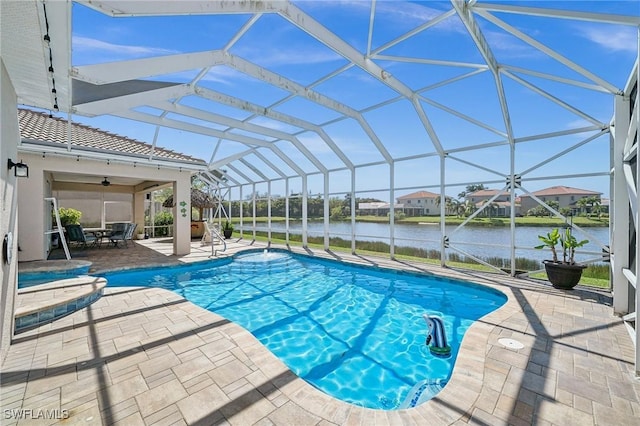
[203,221,226,256]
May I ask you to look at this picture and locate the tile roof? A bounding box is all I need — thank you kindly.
[467,189,505,197]
[524,186,601,197]
[18,108,206,165]
[397,190,440,200]
[473,200,515,208]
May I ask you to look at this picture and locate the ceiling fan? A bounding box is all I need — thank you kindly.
[101,177,111,187]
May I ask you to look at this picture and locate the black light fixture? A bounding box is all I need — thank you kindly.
[7,159,29,178]
[101,177,111,187]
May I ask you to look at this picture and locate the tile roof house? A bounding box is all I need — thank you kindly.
[396,190,453,216]
[18,108,206,166]
[519,186,602,213]
[465,189,518,217]
[16,108,205,262]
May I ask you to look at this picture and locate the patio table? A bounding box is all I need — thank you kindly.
[83,228,111,247]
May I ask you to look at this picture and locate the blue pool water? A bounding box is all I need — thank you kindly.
[101,249,506,409]
[18,265,91,288]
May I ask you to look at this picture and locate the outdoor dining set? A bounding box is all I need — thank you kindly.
[64,222,138,249]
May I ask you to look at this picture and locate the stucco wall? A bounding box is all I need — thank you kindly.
[520,194,591,213]
[0,59,19,363]
[18,153,192,261]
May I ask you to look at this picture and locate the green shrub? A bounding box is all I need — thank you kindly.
[55,207,82,226]
[583,263,610,280]
[330,206,345,220]
[154,211,174,236]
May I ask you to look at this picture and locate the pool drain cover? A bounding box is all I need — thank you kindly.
[498,338,524,350]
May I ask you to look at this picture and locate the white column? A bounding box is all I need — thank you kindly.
[636,31,640,377]
[133,191,145,236]
[17,164,45,261]
[0,58,19,361]
[172,175,191,255]
[612,94,630,315]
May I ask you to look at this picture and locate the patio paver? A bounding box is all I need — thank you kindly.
[3,238,640,425]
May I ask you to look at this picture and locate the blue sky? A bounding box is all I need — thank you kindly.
[65,1,638,201]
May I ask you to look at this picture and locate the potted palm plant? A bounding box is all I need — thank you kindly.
[535,227,588,289]
[223,221,234,239]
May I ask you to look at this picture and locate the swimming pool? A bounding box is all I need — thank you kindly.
[18,265,91,288]
[101,249,506,409]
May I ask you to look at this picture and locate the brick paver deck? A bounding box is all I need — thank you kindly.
[3,238,639,425]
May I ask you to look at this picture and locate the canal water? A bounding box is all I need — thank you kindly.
[240,221,610,265]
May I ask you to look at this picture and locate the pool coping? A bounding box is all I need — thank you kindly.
[5,240,637,425]
[97,247,509,417]
[18,259,92,273]
[93,245,528,421]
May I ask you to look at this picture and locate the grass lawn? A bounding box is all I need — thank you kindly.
[243,232,609,289]
[240,215,608,227]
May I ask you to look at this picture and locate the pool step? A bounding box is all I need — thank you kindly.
[14,276,106,333]
[399,378,447,408]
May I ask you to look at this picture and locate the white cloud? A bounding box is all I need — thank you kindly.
[73,36,179,57]
[579,25,637,53]
[565,118,598,130]
[301,0,463,33]
[235,46,343,67]
[371,1,445,25]
[483,30,541,59]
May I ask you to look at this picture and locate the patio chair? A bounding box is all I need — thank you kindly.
[64,224,99,249]
[108,222,128,248]
[124,223,137,246]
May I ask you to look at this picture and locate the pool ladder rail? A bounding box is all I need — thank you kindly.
[201,221,226,257]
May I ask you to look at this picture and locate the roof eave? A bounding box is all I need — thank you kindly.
[18,140,208,172]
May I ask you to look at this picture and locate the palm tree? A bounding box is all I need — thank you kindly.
[576,197,590,215]
[481,199,499,218]
[462,200,475,217]
[585,195,601,217]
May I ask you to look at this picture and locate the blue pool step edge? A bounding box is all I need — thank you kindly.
[14,276,106,333]
[399,378,448,409]
[18,260,92,288]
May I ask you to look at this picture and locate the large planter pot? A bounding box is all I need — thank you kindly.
[223,229,233,239]
[543,260,586,290]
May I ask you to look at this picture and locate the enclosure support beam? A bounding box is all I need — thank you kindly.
[252,184,256,242]
[239,186,243,239]
[267,180,272,243]
[285,178,290,246]
[440,155,446,267]
[302,176,308,248]
[389,162,395,259]
[613,94,631,315]
[351,170,356,254]
[324,173,329,250]
[510,143,517,276]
